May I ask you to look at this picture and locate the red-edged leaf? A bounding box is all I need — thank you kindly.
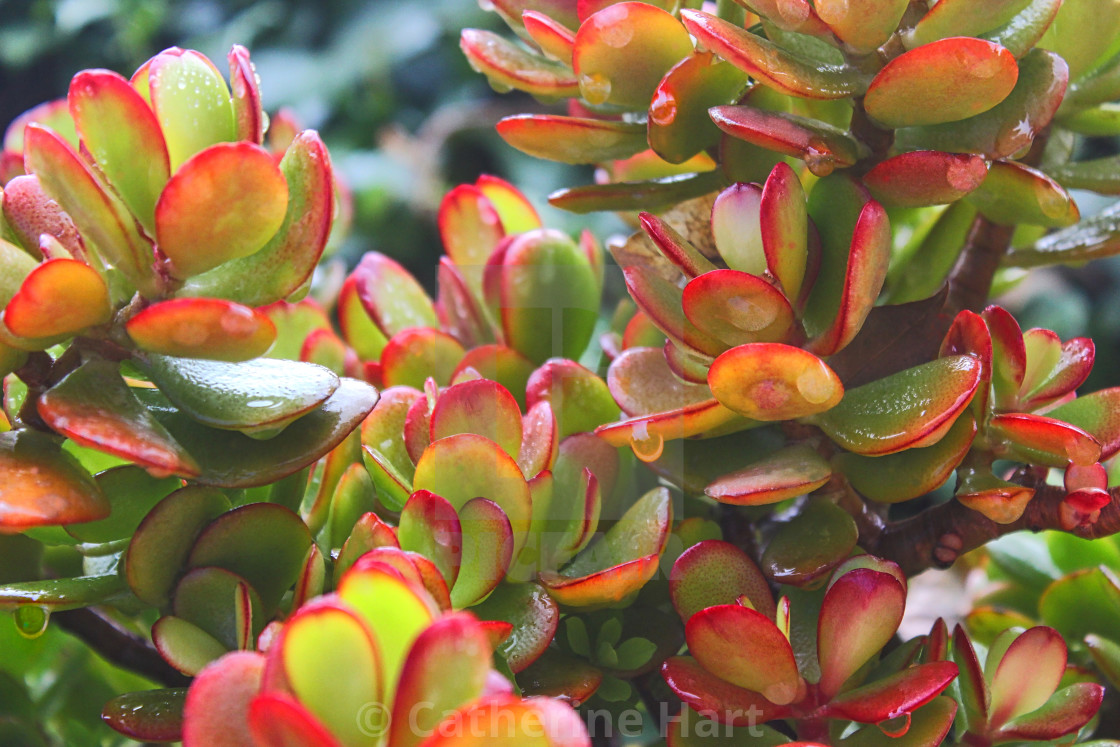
[1,175,85,261]
[523,10,575,64]
[595,399,746,458]
[683,270,795,347]
[182,652,265,747]
[571,3,693,109]
[608,346,715,417]
[390,613,491,747]
[1049,387,1120,460]
[649,52,750,164]
[399,490,463,588]
[228,45,264,144]
[761,162,810,300]
[865,38,1019,127]
[496,115,647,164]
[0,430,108,531]
[471,581,559,673]
[680,10,868,99]
[710,105,863,177]
[705,443,831,506]
[4,258,110,339]
[622,265,726,357]
[430,378,523,460]
[460,29,580,99]
[989,412,1102,467]
[813,356,980,456]
[864,151,988,208]
[988,626,1067,725]
[68,69,169,234]
[1021,336,1094,409]
[685,604,802,705]
[248,692,343,747]
[996,682,1103,740]
[638,212,717,279]
[815,0,908,53]
[451,498,515,608]
[382,328,466,389]
[126,298,276,361]
[709,343,843,421]
[824,661,958,723]
[38,359,199,478]
[156,142,288,278]
[24,124,155,294]
[967,160,1080,228]
[147,49,235,169]
[102,689,187,743]
[670,539,775,621]
[662,656,793,726]
[817,568,906,699]
[539,486,671,607]
[178,131,334,306]
[414,433,531,560]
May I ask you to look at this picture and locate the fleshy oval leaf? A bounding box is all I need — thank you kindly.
[709,343,843,421]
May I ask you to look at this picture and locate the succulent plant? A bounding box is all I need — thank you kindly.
[9,0,1120,744]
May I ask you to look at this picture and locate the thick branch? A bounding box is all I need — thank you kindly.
[944,216,1016,316]
[868,483,1120,577]
[52,607,190,688]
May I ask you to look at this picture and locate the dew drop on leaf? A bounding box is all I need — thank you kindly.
[805,139,835,177]
[13,605,49,639]
[728,295,778,332]
[580,73,612,106]
[650,89,678,126]
[796,363,836,404]
[630,424,664,462]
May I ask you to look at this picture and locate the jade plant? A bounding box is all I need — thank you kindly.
[7,0,1120,745]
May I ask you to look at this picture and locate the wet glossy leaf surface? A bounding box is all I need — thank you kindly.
[127,298,276,361]
[863,152,988,208]
[681,10,869,99]
[865,38,1019,128]
[148,49,236,169]
[0,429,108,531]
[155,142,288,278]
[683,270,795,347]
[686,603,801,705]
[69,70,169,234]
[182,651,263,747]
[102,688,187,743]
[813,356,980,455]
[138,378,375,488]
[705,443,831,506]
[966,160,1079,228]
[709,343,843,421]
[4,258,110,340]
[65,465,180,543]
[179,132,333,306]
[837,414,975,503]
[762,498,858,587]
[39,359,199,477]
[460,29,579,98]
[572,3,693,110]
[144,355,338,432]
[671,539,775,621]
[496,115,647,164]
[649,53,749,164]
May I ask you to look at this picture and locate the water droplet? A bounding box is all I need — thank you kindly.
[630,424,664,463]
[176,78,188,91]
[649,89,678,127]
[1038,184,1070,219]
[172,322,209,347]
[14,605,49,639]
[220,306,258,337]
[599,21,633,49]
[796,362,836,404]
[580,73,612,106]
[478,0,495,11]
[971,55,1001,80]
[728,295,779,332]
[804,140,835,178]
[877,712,912,738]
[246,399,276,408]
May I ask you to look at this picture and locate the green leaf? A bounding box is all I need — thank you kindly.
[143,355,338,434]
[147,49,236,169]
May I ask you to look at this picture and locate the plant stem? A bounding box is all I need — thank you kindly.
[867,482,1120,577]
[52,607,190,688]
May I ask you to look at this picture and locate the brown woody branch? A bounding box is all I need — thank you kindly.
[866,482,1120,577]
